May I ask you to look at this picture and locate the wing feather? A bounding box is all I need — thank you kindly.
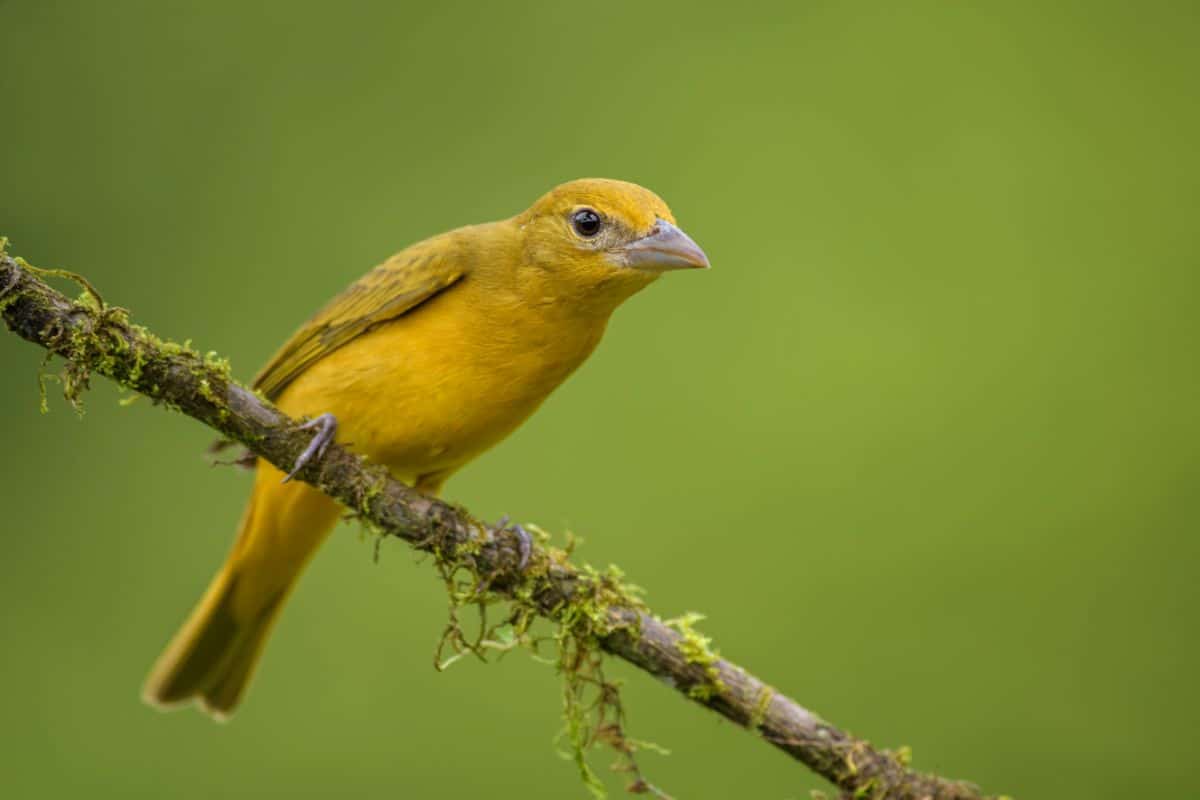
[253,243,464,400]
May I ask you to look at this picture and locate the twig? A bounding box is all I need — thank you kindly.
[0,250,1000,800]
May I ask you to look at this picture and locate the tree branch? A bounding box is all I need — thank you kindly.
[0,250,999,800]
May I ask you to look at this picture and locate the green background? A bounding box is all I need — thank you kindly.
[2,2,1196,798]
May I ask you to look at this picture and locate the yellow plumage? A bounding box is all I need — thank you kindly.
[143,178,708,717]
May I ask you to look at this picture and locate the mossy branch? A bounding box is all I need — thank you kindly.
[0,248,1000,800]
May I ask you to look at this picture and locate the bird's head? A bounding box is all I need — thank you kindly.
[514,178,709,309]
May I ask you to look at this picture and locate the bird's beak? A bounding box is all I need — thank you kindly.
[618,219,710,272]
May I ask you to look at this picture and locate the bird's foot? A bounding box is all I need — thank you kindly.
[282,412,338,483]
[490,516,533,570]
[512,524,532,570]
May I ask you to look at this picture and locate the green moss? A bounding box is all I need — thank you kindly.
[748,685,775,731]
[0,249,21,314]
[415,518,665,798]
[7,258,131,413]
[7,251,242,423]
[351,464,392,547]
[852,778,880,799]
[202,349,233,379]
[18,258,106,311]
[37,356,54,414]
[663,612,726,700]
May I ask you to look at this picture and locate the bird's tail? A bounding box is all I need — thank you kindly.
[142,463,340,719]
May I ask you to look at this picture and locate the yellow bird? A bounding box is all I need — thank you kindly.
[142,178,709,718]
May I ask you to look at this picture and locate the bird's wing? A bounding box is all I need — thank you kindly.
[253,243,465,400]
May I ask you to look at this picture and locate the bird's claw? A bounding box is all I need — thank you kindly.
[512,524,532,570]
[490,516,532,570]
[282,412,338,483]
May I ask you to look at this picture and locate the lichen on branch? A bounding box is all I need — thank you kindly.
[0,243,1000,800]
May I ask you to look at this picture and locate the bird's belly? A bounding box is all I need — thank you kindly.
[274,302,600,483]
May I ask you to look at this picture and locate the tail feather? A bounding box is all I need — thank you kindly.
[141,569,281,716]
[142,464,340,718]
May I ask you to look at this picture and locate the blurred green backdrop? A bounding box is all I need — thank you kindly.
[2,2,1197,798]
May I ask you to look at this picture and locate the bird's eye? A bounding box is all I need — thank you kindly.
[571,209,602,238]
